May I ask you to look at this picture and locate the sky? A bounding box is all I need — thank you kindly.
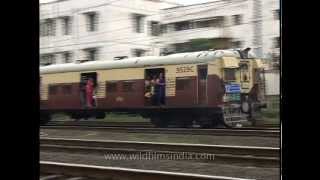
[40,0,213,5]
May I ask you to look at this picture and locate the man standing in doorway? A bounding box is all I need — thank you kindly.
[156,73,166,105]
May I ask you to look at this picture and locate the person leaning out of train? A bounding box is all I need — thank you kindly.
[151,75,157,105]
[86,78,95,108]
[156,73,166,105]
[144,77,152,98]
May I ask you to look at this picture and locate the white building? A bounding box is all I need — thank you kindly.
[40,0,179,65]
[40,0,280,65]
[158,0,280,59]
[261,0,280,60]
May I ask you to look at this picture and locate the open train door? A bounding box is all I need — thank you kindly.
[197,65,208,105]
[144,68,165,106]
[80,72,98,108]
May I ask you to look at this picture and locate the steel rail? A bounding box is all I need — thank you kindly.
[40,138,279,167]
[41,125,279,137]
[40,161,255,180]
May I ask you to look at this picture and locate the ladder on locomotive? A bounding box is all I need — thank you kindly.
[223,104,249,127]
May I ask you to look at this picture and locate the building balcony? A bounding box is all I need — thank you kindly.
[160,27,231,44]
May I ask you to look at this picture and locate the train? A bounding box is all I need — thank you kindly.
[40,48,266,128]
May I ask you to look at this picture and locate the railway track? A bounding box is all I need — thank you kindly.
[40,138,279,168]
[40,161,254,180]
[41,125,279,137]
[47,121,154,127]
[46,120,279,129]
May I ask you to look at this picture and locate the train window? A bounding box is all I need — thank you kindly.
[240,64,248,70]
[224,69,236,81]
[106,82,117,93]
[122,81,134,92]
[240,64,250,82]
[62,85,72,94]
[49,85,58,95]
[198,66,207,80]
[176,77,192,91]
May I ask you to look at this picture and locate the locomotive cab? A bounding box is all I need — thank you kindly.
[221,57,243,127]
[220,51,266,127]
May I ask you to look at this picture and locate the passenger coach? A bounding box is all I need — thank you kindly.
[40,49,266,128]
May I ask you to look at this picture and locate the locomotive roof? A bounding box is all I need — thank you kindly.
[40,50,250,75]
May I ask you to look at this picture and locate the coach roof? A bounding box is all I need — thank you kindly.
[40,50,243,74]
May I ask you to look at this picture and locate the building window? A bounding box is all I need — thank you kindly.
[132,49,146,57]
[176,77,192,91]
[192,16,224,29]
[174,21,191,31]
[106,82,118,93]
[133,14,145,33]
[84,48,99,61]
[47,19,56,36]
[160,48,174,56]
[122,81,134,92]
[160,24,167,34]
[85,12,98,32]
[63,52,72,63]
[62,16,71,35]
[195,20,210,28]
[273,37,280,48]
[232,41,243,48]
[40,19,56,36]
[40,54,56,66]
[232,14,243,25]
[173,42,192,53]
[149,21,160,36]
[224,69,236,81]
[211,16,224,27]
[273,9,280,20]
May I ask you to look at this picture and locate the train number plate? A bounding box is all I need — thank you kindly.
[176,66,194,73]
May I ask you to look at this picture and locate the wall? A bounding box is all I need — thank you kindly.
[40,0,280,65]
[40,0,179,64]
[264,70,280,96]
